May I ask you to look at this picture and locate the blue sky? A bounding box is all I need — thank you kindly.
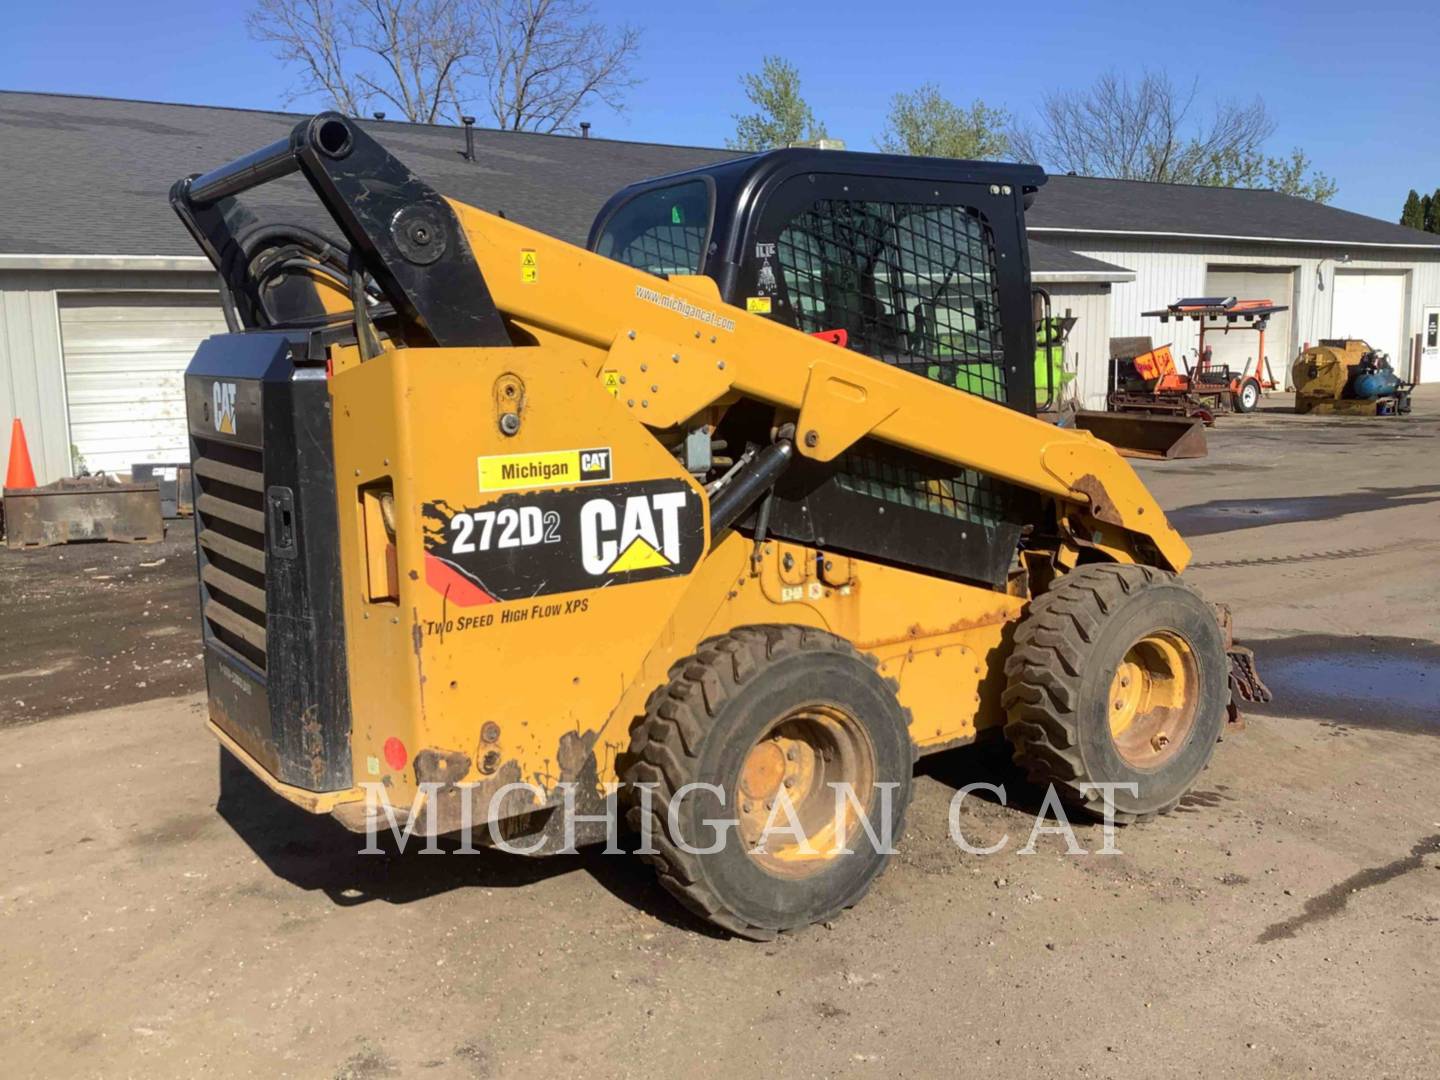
[3,0,1435,220]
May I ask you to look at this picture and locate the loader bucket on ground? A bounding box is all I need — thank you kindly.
[1073,411,1208,460]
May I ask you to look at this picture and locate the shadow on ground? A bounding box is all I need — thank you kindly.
[215,749,725,936]
[915,736,1053,815]
[1167,484,1440,536]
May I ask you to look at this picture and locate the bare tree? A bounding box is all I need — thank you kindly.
[251,0,363,117]
[479,0,641,132]
[250,0,475,123]
[1011,71,1270,184]
[1011,70,1337,202]
[250,0,640,132]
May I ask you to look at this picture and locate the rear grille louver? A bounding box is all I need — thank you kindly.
[193,437,267,670]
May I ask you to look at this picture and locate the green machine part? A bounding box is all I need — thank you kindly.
[927,316,1073,406]
[1033,316,1074,409]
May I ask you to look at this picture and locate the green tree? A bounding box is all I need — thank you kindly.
[1427,190,1440,234]
[876,83,1009,160]
[1400,189,1425,229]
[1261,148,1337,204]
[728,56,827,151]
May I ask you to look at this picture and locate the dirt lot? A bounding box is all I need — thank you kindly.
[2,391,1438,1079]
[0,532,202,726]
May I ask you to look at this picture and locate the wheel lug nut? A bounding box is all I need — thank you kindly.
[783,778,794,788]
[1151,733,1170,750]
[742,801,753,813]
[786,748,797,761]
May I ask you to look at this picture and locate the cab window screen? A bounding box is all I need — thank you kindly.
[776,200,1006,404]
[595,180,711,276]
[772,195,1023,537]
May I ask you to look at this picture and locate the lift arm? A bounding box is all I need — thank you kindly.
[171,112,1190,573]
[449,201,1190,571]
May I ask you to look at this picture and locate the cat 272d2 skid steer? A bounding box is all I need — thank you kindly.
[173,114,1266,939]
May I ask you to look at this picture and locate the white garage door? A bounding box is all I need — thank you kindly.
[1205,267,1294,385]
[1331,271,1407,373]
[60,292,227,476]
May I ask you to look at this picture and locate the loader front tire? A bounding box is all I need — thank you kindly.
[623,625,913,940]
[1002,564,1227,823]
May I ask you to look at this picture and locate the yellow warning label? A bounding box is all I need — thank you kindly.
[602,370,621,397]
[746,296,772,314]
[607,536,671,572]
[477,446,612,491]
[521,249,538,283]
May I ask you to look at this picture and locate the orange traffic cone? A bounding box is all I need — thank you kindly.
[5,418,37,490]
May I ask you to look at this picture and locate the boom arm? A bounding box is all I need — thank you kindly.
[447,200,1190,572]
[170,112,1189,573]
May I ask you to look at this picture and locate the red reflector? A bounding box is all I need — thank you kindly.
[383,737,408,771]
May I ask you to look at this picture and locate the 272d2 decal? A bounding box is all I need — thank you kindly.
[422,480,705,606]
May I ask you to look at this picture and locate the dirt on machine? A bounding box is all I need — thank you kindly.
[170,115,1269,939]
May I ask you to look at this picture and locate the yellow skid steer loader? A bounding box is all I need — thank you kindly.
[172,115,1265,939]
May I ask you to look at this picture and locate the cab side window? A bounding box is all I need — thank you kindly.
[595,180,712,277]
[775,199,1007,404]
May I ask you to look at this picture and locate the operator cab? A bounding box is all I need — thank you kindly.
[588,149,1047,416]
[589,150,1051,589]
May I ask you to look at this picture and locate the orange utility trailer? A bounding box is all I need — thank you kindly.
[1109,297,1289,421]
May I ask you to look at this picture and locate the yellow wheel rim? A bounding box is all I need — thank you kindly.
[1106,631,1199,768]
[736,705,876,879]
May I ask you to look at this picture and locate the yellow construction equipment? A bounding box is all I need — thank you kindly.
[172,114,1265,938]
[1293,339,1414,415]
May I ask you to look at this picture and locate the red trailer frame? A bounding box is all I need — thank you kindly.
[1142,296,1289,413]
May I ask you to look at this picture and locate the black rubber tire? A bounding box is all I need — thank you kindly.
[1001,564,1228,823]
[1233,378,1261,413]
[622,625,913,940]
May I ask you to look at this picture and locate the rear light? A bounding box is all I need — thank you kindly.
[383,737,408,771]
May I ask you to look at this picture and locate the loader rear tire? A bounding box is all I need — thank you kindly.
[1001,564,1227,824]
[623,625,913,940]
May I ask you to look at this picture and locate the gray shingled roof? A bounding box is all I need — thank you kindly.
[1026,240,1131,276]
[2,91,1429,273]
[0,90,736,255]
[1027,173,1440,248]
[0,91,1127,274]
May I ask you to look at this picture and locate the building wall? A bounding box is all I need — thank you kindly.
[0,268,220,485]
[3,266,1118,484]
[1057,237,1440,381]
[6,242,1428,488]
[1040,282,1113,409]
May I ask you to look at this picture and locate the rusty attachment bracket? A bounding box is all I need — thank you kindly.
[1214,603,1271,730]
[3,476,164,548]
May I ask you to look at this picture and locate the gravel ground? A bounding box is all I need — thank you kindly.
[0,530,202,727]
[1,391,1437,1078]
